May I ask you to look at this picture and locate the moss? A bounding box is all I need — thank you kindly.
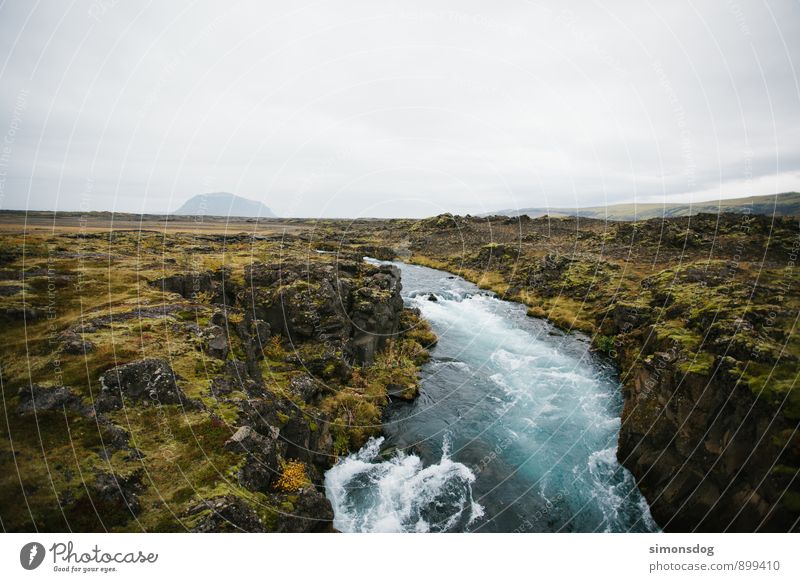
[678,352,715,375]
[783,492,800,513]
[594,335,616,355]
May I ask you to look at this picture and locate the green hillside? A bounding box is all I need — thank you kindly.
[489,191,800,220]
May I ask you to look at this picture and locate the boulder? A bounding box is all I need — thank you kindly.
[59,331,95,355]
[203,325,229,359]
[17,384,85,416]
[274,486,334,533]
[188,495,265,533]
[96,359,192,411]
[224,425,282,491]
[288,374,324,404]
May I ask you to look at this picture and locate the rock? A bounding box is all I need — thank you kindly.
[188,495,265,533]
[274,486,334,533]
[0,284,23,296]
[150,268,237,304]
[235,317,270,380]
[349,264,404,365]
[224,425,282,491]
[238,455,280,492]
[288,374,324,404]
[224,425,276,453]
[96,359,193,411]
[209,360,263,398]
[618,351,799,532]
[91,471,143,516]
[17,384,85,415]
[58,330,95,355]
[203,325,229,359]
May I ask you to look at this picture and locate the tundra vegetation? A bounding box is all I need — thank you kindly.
[0,209,797,532]
[0,221,433,532]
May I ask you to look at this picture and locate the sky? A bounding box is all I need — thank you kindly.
[0,0,798,218]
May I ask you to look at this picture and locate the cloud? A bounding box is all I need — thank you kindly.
[1,0,798,217]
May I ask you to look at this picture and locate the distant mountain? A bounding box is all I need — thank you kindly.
[173,192,276,218]
[485,191,800,221]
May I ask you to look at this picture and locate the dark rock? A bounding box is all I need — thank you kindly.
[17,384,85,416]
[288,374,324,404]
[235,317,270,380]
[92,471,144,516]
[274,486,334,533]
[350,264,404,365]
[188,495,265,533]
[0,284,23,296]
[203,325,229,359]
[224,425,278,453]
[224,425,282,491]
[150,268,237,304]
[96,359,193,411]
[59,330,95,355]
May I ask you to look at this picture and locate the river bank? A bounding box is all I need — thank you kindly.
[324,260,657,532]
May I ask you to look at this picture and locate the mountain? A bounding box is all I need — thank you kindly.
[173,192,276,218]
[485,191,800,221]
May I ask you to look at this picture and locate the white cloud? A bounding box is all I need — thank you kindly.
[0,0,798,217]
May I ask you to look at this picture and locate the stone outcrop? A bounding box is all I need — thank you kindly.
[96,359,195,412]
[617,350,798,532]
[150,268,237,304]
[188,495,266,533]
[241,259,404,367]
[17,384,86,416]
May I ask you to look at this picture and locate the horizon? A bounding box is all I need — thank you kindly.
[1,189,797,219]
[1,2,799,218]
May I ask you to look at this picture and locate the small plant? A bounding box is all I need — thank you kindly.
[274,460,310,492]
[264,335,285,360]
[595,335,616,355]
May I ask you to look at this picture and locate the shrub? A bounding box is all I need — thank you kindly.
[274,460,310,492]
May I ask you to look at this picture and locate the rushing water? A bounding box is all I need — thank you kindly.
[324,261,657,533]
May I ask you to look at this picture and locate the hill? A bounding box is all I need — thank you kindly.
[173,192,276,218]
[487,191,800,220]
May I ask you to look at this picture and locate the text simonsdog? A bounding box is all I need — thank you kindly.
[50,542,158,564]
[649,544,714,557]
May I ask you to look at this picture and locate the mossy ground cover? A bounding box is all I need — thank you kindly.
[0,225,437,531]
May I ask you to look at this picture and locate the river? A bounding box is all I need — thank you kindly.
[324,260,657,533]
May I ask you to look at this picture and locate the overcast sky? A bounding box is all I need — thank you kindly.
[0,0,798,218]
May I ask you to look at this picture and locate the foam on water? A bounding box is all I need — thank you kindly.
[325,260,657,532]
[324,436,484,533]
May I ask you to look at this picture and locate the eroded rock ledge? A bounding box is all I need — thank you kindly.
[1,235,435,533]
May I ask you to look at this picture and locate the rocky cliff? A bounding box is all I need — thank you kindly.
[0,231,433,532]
[357,211,800,532]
